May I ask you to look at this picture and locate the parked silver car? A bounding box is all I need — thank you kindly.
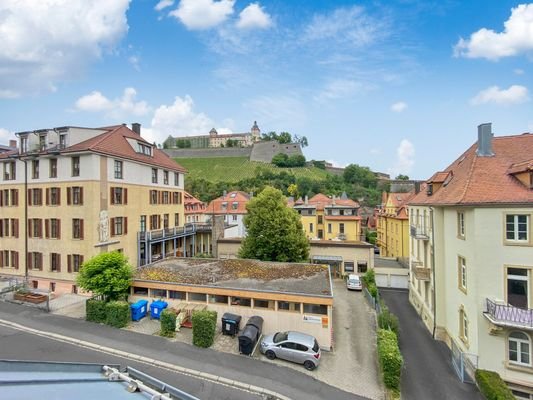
[259,331,321,370]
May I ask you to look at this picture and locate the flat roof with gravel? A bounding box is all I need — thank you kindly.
[135,258,332,298]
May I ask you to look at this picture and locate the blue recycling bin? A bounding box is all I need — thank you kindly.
[150,300,168,320]
[131,300,148,322]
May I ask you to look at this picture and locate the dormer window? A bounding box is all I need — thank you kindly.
[232,202,238,210]
[39,135,46,151]
[138,142,152,156]
[221,202,228,210]
[20,136,28,153]
[59,134,67,149]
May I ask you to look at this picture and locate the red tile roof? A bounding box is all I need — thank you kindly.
[205,191,250,214]
[184,191,206,214]
[410,133,533,206]
[63,125,186,172]
[296,193,360,211]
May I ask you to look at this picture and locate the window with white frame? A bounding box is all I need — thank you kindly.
[458,256,467,292]
[506,214,529,242]
[114,160,123,179]
[509,331,531,366]
[459,307,468,343]
[457,211,465,238]
[507,267,529,309]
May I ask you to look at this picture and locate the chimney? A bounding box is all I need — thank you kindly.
[304,195,308,205]
[132,122,141,135]
[9,140,16,148]
[476,123,494,157]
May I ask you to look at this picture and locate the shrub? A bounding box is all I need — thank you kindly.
[362,269,376,286]
[377,329,403,392]
[160,309,177,338]
[105,301,130,328]
[378,305,400,337]
[475,370,514,400]
[192,310,217,348]
[367,282,378,299]
[86,298,107,323]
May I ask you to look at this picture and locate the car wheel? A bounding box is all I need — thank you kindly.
[265,350,276,360]
[303,360,316,371]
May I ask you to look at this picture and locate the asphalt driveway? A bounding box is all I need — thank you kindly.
[381,289,483,400]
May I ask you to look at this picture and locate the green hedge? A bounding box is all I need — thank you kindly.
[160,309,177,338]
[378,305,400,337]
[86,298,107,323]
[105,301,130,328]
[377,329,403,392]
[475,370,514,400]
[192,310,217,348]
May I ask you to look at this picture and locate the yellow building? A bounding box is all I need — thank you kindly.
[290,193,362,242]
[0,123,188,294]
[377,191,413,260]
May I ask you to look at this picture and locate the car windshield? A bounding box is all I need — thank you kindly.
[273,332,289,343]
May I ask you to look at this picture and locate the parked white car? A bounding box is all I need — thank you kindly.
[346,274,362,291]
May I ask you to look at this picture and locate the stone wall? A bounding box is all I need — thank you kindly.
[249,141,303,163]
[164,147,252,159]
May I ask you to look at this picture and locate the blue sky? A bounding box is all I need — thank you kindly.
[1,1,533,179]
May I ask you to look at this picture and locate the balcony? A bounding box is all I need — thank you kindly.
[484,298,533,330]
[410,225,429,240]
[413,266,431,281]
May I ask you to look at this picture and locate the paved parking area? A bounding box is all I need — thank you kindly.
[258,279,384,400]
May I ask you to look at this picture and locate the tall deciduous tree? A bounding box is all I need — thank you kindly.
[239,186,309,262]
[76,252,133,300]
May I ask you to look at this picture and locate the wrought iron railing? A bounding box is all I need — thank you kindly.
[137,223,212,241]
[485,298,533,327]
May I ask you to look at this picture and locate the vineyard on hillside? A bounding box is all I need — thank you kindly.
[175,157,330,183]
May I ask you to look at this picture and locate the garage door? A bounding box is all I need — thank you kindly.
[375,274,388,288]
[390,275,409,289]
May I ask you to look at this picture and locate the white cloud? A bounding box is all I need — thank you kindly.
[237,3,272,29]
[303,6,389,48]
[470,85,529,105]
[314,79,367,103]
[128,55,141,71]
[390,139,415,176]
[391,101,408,113]
[155,0,174,11]
[149,95,216,143]
[514,68,525,75]
[0,128,13,143]
[454,4,533,60]
[0,0,130,97]
[75,87,150,117]
[326,160,346,168]
[169,0,234,30]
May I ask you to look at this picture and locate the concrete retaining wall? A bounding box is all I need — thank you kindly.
[250,141,303,163]
[164,147,252,159]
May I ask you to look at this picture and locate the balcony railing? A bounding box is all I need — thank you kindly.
[484,298,533,329]
[410,225,429,240]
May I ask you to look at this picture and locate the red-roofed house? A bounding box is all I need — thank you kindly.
[0,123,190,294]
[408,124,533,393]
[205,191,251,237]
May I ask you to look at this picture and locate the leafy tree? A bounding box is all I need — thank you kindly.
[288,154,306,167]
[293,135,309,147]
[239,187,309,262]
[226,139,239,147]
[176,139,192,148]
[277,131,292,144]
[287,183,298,197]
[343,164,378,188]
[76,252,133,300]
[271,153,289,167]
[395,174,410,180]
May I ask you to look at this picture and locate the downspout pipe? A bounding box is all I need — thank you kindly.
[430,206,437,339]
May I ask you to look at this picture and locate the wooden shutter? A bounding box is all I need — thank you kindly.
[56,254,61,272]
[80,219,84,239]
[57,219,61,239]
[110,187,114,205]
[0,252,3,268]
[80,255,84,266]
[45,219,50,238]
[46,188,50,205]
[38,253,43,270]
[124,217,128,235]
[158,215,161,229]
[80,187,84,205]
[13,252,18,270]
[28,189,32,206]
[27,253,32,270]
[159,191,162,205]
[67,187,71,205]
[67,255,72,273]
[0,191,3,207]
[124,188,128,205]
[38,219,42,238]
[110,218,115,236]
[13,189,18,206]
[14,219,19,238]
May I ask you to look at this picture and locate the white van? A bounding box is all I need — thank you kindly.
[346,274,362,291]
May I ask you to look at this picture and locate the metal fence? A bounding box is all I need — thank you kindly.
[363,287,382,315]
[451,339,478,384]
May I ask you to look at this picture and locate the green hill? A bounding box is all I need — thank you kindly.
[175,157,330,183]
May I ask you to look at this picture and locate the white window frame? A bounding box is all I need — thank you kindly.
[509,331,531,367]
[457,211,465,238]
[506,214,529,242]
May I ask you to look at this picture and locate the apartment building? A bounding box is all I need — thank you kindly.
[291,193,362,241]
[409,124,533,396]
[205,191,250,238]
[377,190,415,260]
[0,124,187,294]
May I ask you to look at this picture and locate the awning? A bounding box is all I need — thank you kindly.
[312,255,343,262]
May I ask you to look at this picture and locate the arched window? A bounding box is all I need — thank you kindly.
[509,332,531,366]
